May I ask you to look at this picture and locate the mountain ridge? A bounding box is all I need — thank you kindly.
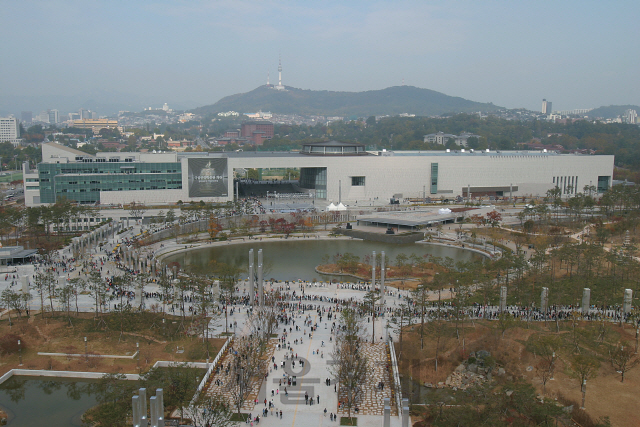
[192,85,502,117]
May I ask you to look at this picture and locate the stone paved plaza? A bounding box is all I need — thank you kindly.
[0,223,410,427]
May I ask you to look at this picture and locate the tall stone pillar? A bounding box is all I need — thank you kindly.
[156,389,164,427]
[21,276,29,294]
[249,249,254,305]
[623,289,633,314]
[258,249,264,307]
[132,395,141,427]
[499,286,507,312]
[371,251,376,287]
[150,396,158,427]
[139,388,147,423]
[582,288,591,315]
[402,398,410,427]
[383,397,391,427]
[381,251,386,297]
[540,287,549,314]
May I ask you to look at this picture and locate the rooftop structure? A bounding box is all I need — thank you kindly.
[0,245,38,265]
[423,132,480,147]
[300,140,367,156]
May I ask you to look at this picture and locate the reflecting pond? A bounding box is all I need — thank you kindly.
[0,376,98,427]
[164,239,483,281]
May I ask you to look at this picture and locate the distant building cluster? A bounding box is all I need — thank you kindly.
[211,121,274,147]
[423,131,480,147]
[20,108,100,125]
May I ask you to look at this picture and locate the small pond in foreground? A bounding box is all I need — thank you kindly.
[164,239,483,281]
[0,376,99,427]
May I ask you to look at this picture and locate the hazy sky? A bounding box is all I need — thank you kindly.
[1,0,638,112]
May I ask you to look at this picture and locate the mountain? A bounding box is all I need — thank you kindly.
[587,105,640,119]
[192,85,501,117]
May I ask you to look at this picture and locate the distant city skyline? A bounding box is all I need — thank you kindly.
[1,0,638,115]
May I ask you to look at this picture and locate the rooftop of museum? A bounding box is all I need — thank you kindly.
[39,141,591,165]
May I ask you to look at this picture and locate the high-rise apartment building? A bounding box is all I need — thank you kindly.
[0,117,22,146]
[36,111,50,123]
[624,109,637,124]
[542,99,552,115]
[48,109,59,124]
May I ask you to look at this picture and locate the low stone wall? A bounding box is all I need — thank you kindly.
[0,369,139,386]
[339,229,424,244]
[417,241,496,259]
[0,360,211,387]
[37,351,139,359]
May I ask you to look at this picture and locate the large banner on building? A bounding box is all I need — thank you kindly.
[187,158,228,198]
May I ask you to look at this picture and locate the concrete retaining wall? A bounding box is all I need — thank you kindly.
[0,360,211,387]
[340,229,424,244]
[0,369,140,385]
[388,339,403,417]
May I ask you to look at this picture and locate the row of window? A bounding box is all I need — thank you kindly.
[552,175,578,195]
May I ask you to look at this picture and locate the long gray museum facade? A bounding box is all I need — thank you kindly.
[23,141,614,207]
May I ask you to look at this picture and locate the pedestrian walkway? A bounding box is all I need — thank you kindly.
[203,338,278,411]
[336,342,397,417]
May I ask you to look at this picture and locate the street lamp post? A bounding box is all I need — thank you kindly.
[84,336,88,359]
[18,339,22,366]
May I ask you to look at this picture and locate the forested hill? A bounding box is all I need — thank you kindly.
[587,105,640,119]
[192,85,501,117]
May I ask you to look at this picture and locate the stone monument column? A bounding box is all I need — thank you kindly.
[582,288,591,315]
[381,251,386,297]
[402,398,410,427]
[258,249,264,307]
[156,389,164,427]
[132,395,141,427]
[249,249,255,305]
[623,289,633,314]
[499,286,507,313]
[541,287,549,314]
[371,251,376,288]
[139,388,147,423]
[383,397,391,427]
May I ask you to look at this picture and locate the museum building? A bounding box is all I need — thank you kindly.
[23,141,614,207]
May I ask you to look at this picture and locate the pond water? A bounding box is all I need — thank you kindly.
[164,239,483,282]
[0,376,98,427]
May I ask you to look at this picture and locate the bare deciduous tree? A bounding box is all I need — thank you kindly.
[329,307,371,419]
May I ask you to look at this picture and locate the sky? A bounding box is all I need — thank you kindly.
[1,0,638,114]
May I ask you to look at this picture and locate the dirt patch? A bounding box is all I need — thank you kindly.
[397,320,640,427]
[0,313,226,377]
